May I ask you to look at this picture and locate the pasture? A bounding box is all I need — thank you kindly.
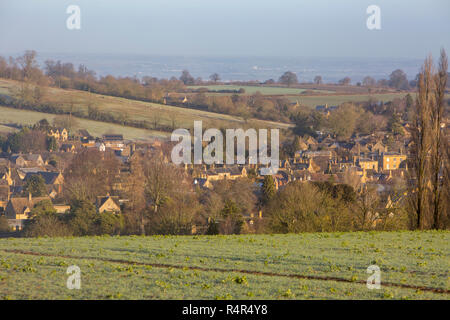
[0,231,448,299]
[0,79,292,135]
[287,93,411,108]
[188,85,333,95]
[0,106,168,141]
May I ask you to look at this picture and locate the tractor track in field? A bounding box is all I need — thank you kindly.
[2,249,449,295]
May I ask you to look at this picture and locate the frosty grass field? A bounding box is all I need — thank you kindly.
[0,231,448,300]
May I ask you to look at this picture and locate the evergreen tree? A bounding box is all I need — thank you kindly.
[262,175,276,205]
[23,175,47,197]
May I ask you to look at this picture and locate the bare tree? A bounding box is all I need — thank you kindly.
[180,70,195,85]
[338,77,351,85]
[142,152,185,214]
[313,75,322,85]
[355,185,380,230]
[279,71,298,87]
[363,76,376,87]
[16,50,40,82]
[65,149,120,202]
[152,110,162,130]
[431,49,448,229]
[410,56,434,230]
[124,153,147,234]
[53,114,79,132]
[209,73,220,83]
[410,50,449,230]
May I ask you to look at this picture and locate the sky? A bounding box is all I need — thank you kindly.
[0,0,449,59]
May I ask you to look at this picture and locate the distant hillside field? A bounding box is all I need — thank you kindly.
[188,85,334,95]
[286,92,411,107]
[0,231,448,299]
[0,106,168,141]
[0,79,292,137]
[187,85,415,108]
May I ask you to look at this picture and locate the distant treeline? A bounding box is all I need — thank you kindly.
[0,51,301,123]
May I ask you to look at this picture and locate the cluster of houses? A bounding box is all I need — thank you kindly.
[0,129,127,231]
[189,133,409,192]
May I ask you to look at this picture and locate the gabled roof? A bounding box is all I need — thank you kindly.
[24,171,63,185]
[7,196,50,215]
[96,195,120,212]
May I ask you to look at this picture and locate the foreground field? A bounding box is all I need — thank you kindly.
[0,231,448,300]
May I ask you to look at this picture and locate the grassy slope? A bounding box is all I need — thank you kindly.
[0,79,292,136]
[0,231,448,299]
[0,106,168,141]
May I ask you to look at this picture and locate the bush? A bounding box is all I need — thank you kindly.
[264,181,355,233]
[66,199,97,236]
[148,195,201,235]
[23,213,72,237]
[93,212,124,235]
[0,216,11,233]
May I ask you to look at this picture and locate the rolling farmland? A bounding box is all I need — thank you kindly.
[0,231,448,300]
[287,93,411,108]
[187,84,412,108]
[0,79,292,137]
[188,85,333,95]
[0,106,168,141]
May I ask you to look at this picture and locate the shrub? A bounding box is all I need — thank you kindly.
[93,212,124,235]
[23,213,72,237]
[0,216,11,233]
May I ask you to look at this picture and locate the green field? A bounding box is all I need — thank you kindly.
[189,85,333,95]
[288,93,411,108]
[0,231,448,300]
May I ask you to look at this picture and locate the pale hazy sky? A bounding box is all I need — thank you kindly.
[0,0,449,58]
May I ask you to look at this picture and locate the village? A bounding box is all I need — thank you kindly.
[0,107,419,234]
